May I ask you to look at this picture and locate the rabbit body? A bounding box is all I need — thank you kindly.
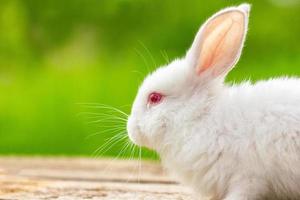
[160,77,300,200]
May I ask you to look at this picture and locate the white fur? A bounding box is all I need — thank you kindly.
[127,4,300,200]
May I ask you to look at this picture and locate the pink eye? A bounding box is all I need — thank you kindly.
[148,92,163,105]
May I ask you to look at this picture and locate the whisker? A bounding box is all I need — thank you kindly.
[131,70,145,78]
[92,132,127,158]
[125,143,137,183]
[117,140,131,159]
[93,135,127,158]
[86,117,127,124]
[78,103,129,117]
[81,116,127,124]
[94,124,127,129]
[160,50,170,64]
[138,40,157,70]
[100,139,132,174]
[85,127,126,140]
[134,48,150,74]
[78,112,127,119]
[138,146,142,184]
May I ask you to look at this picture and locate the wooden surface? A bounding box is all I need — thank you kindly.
[0,157,193,199]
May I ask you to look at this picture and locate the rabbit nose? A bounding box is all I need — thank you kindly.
[127,116,144,146]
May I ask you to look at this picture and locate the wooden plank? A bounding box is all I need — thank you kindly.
[0,157,171,183]
[0,157,193,199]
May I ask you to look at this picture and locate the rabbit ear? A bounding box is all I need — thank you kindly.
[187,4,250,78]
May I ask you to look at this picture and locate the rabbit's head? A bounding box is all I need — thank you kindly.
[127,4,250,151]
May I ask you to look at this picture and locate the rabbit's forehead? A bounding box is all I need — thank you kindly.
[140,59,191,95]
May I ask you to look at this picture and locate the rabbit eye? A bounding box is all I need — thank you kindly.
[148,92,163,105]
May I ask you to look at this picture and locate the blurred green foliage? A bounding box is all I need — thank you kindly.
[0,0,300,156]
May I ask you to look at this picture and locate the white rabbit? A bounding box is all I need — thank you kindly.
[127,3,300,200]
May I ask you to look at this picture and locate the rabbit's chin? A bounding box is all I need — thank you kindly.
[127,128,157,150]
[128,133,155,150]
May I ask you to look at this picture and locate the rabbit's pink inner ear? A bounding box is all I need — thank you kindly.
[196,11,246,76]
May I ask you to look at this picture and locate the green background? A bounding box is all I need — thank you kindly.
[1,0,300,157]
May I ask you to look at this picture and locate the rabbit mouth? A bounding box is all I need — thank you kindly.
[127,116,146,147]
[128,128,143,146]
